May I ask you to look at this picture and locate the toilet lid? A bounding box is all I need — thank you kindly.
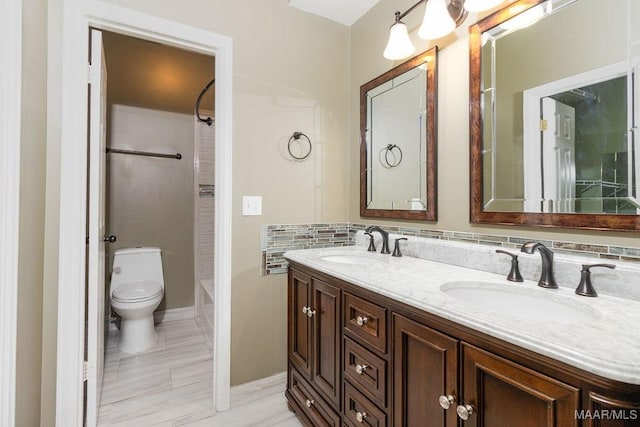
[112,281,163,302]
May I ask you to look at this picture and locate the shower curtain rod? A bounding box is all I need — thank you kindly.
[195,77,215,126]
[106,147,182,160]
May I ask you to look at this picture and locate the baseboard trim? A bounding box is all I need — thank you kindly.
[154,306,195,323]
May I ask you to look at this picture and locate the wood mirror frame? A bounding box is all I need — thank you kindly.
[469,0,640,231]
[360,48,438,221]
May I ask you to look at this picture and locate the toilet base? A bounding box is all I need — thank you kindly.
[118,314,157,353]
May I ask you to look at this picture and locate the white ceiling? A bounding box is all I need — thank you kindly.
[288,0,382,26]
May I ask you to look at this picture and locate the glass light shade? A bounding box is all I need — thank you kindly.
[464,0,505,13]
[418,0,456,40]
[383,22,416,60]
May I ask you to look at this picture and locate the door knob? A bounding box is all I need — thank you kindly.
[456,404,475,420]
[355,364,368,375]
[103,235,117,243]
[438,394,456,410]
[356,315,369,326]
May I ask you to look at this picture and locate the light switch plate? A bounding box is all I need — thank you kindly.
[242,196,262,216]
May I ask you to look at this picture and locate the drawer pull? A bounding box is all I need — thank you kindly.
[305,399,315,408]
[438,394,456,409]
[355,364,369,375]
[356,411,368,423]
[456,404,474,421]
[356,315,369,326]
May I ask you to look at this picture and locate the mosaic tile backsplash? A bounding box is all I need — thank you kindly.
[261,223,353,275]
[261,222,640,275]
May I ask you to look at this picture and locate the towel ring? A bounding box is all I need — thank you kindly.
[379,144,403,168]
[288,132,312,160]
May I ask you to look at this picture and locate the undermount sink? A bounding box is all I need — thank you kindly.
[319,254,383,266]
[440,281,602,323]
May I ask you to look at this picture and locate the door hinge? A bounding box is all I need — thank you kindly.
[540,119,548,131]
[88,64,93,84]
[82,360,89,382]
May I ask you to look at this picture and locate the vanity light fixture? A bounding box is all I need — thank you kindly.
[383,0,506,60]
[383,12,416,60]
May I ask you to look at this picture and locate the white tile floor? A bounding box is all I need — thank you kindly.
[98,317,302,426]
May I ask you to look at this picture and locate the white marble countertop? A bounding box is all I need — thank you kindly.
[284,246,640,385]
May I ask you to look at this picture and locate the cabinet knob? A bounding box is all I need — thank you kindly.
[438,394,456,410]
[302,306,308,314]
[356,411,367,423]
[306,308,316,318]
[456,404,475,420]
[356,315,369,326]
[305,399,315,408]
[355,364,369,375]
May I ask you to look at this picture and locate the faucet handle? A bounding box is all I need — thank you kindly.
[364,232,376,252]
[575,263,616,297]
[392,238,408,257]
[495,250,524,282]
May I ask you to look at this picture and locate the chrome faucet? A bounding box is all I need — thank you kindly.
[520,242,558,289]
[365,226,390,254]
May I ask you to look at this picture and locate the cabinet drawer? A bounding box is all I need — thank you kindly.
[344,292,387,354]
[344,337,387,408]
[289,367,341,427]
[344,381,387,427]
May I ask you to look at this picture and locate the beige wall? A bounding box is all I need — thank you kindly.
[16,0,47,424]
[41,0,62,422]
[350,0,640,249]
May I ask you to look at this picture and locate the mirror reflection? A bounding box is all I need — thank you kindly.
[360,48,437,221]
[480,0,639,215]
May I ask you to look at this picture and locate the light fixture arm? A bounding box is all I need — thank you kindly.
[392,0,468,30]
[395,0,427,22]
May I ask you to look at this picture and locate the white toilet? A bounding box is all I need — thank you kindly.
[110,247,165,353]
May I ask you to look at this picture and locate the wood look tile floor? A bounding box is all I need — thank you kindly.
[98,318,302,426]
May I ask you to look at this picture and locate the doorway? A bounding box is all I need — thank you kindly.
[56,4,232,425]
[523,59,639,213]
[85,28,217,425]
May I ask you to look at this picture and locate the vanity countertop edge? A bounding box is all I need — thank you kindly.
[284,245,640,386]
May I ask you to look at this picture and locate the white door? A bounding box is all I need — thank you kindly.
[86,28,108,426]
[542,98,576,213]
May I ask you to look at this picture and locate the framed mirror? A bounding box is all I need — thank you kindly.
[360,48,438,221]
[470,0,640,230]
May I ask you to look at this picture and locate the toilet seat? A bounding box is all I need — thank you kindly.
[112,280,163,303]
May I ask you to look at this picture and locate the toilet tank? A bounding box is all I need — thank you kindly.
[110,247,165,292]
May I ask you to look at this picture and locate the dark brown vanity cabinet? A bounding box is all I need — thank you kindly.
[460,343,580,427]
[393,314,459,427]
[286,263,640,427]
[287,269,341,425]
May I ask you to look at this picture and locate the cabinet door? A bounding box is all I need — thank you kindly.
[393,314,459,427]
[584,391,640,427]
[289,367,341,427]
[311,278,341,406]
[289,269,312,377]
[461,343,579,427]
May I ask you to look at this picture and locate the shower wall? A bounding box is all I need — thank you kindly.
[107,104,195,310]
[194,111,215,341]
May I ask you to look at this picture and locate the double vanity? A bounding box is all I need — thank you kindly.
[297,0,640,424]
[284,232,640,426]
